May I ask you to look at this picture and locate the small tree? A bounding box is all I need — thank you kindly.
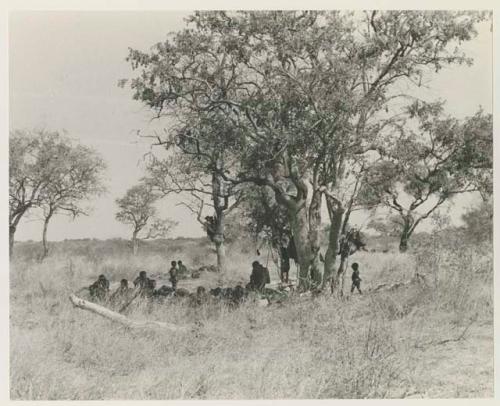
[115,184,177,255]
[39,139,106,258]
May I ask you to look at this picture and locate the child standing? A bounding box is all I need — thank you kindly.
[350,262,362,294]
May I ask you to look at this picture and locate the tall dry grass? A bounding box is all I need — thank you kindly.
[10,235,493,399]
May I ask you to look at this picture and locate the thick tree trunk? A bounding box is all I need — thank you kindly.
[399,215,414,253]
[308,189,323,287]
[214,237,226,273]
[214,205,226,273]
[287,202,314,290]
[213,196,227,273]
[323,198,344,292]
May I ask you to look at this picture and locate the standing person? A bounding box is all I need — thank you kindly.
[169,260,178,291]
[280,237,290,284]
[350,262,362,294]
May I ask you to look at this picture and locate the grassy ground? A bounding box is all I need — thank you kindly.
[10,235,493,400]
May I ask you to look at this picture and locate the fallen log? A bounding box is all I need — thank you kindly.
[69,294,188,332]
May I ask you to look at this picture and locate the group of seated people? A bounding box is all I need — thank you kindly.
[88,270,162,304]
[87,259,273,307]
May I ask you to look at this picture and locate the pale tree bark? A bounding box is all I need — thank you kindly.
[9,225,16,258]
[287,202,314,290]
[9,211,26,258]
[323,194,344,292]
[69,294,188,332]
[308,186,323,287]
[41,210,54,259]
[323,203,344,291]
[336,252,350,298]
[132,229,139,256]
[213,208,226,273]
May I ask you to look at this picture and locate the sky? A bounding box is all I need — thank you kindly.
[9,11,493,242]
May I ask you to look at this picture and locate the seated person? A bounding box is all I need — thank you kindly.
[247,261,270,291]
[89,274,110,301]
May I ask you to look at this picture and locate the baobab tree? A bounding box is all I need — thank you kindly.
[115,183,177,255]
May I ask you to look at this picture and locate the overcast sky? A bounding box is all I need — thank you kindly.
[9,11,492,241]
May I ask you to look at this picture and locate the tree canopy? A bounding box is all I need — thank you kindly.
[115,183,177,255]
[122,10,489,289]
[9,129,106,257]
[359,102,492,251]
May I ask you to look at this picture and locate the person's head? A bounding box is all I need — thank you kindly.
[178,260,183,265]
[252,260,260,269]
[98,274,106,280]
[120,279,128,288]
[171,261,177,267]
[139,270,147,278]
[197,286,206,295]
[351,262,359,271]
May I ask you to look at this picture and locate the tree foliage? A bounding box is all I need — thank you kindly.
[359,102,492,251]
[9,129,106,257]
[121,10,489,287]
[460,199,493,243]
[115,183,177,254]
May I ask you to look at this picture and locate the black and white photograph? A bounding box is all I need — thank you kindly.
[4,2,496,401]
